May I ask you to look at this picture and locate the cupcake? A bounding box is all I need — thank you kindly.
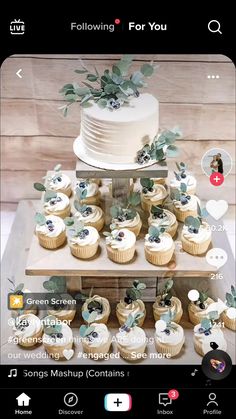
[221,286,236,331]
[154,311,185,357]
[194,313,227,357]
[110,192,142,236]
[46,164,72,197]
[104,229,136,264]
[43,192,71,219]
[116,280,146,327]
[8,278,38,316]
[42,316,73,360]
[74,203,105,232]
[12,314,43,348]
[65,218,99,259]
[144,226,175,266]
[35,213,66,249]
[80,311,111,359]
[148,205,178,238]
[116,313,147,361]
[188,289,215,325]
[170,162,197,195]
[75,179,100,205]
[45,279,76,322]
[182,218,211,255]
[171,183,200,223]
[82,295,111,324]
[153,279,183,323]
[140,178,168,212]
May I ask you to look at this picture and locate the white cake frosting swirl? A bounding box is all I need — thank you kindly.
[153,296,182,319]
[83,323,111,347]
[148,209,176,228]
[155,321,184,345]
[173,195,200,211]
[105,229,136,250]
[170,174,197,191]
[80,93,159,165]
[194,324,227,354]
[82,295,110,321]
[141,184,167,202]
[42,323,73,347]
[182,222,211,244]
[116,326,146,350]
[145,232,173,252]
[75,181,99,197]
[13,314,42,341]
[112,213,140,228]
[36,215,65,237]
[48,173,71,191]
[69,226,99,246]
[44,192,70,212]
[116,300,145,322]
[75,205,103,223]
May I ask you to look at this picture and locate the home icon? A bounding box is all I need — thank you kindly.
[16,393,31,407]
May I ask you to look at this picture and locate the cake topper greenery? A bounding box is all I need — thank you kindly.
[147,225,166,244]
[42,315,63,338]
[188,289,210,310]
[124,280,146,305]
[8,277,24,295]
[198,311,219,336]
[158,279,174,307]
[184,203,208,234]
[226,286,236,309]
[75,180,90,201]
[59,55,157,114]
[43,276,66,293]
[170,182,191,204]
[79,310,98,339]
[43,164,63,187]
[64,217,90,240]
[151,205,167,219]
[33,181,59,203]
[159,309,177,334]
[174,162,188,180]
[110,192,141,226]
[120,312,144,333]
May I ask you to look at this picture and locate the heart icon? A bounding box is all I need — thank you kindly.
[206,200,228,220]
[63,349,74,360]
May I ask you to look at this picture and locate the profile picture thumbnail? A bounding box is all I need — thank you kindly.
[201,148,233,177]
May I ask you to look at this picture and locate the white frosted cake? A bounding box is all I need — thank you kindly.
[75,93,159,168]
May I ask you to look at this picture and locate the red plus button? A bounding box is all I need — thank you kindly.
[210,172,224,186]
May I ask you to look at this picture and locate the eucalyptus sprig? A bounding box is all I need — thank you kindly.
[159,279,174,307]
[120,312,144,332]
[124,280,146,305]
[64,217,89,240]
[79,310,97,338]
[226,286,236,309]
[34,212,47,226]
[43,163,62,186]
[42,315,62,336]
[147,225,165,243]
[33,182,58,203]
[59,55,156,115]
[7,277,24,294]
[160,309,177,332]
[43,276,66,293]
[110,192,141,226]
[140,178,154,194]
[75,179,90,201]
[174,162,187,181]
[199,311,219,335]
[185,204,209,233]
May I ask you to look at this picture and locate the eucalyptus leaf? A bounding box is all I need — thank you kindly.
[201,318,211,330]
[128,192,141,207]
[81,94,93,105]
[82,311,90,322]
[75,87,91,96]
[208,311,219,321]
[166,145,179,157]
[110,206,120,219]
[88,310,98,323]
[97,99,107,108]
[140,178,153,188]
[180,183,187,193]
[79,325,88,337]
[54,164,62,172]
[64,217,74,227]
[86,74,98,82]
[44,190,57,202]
[34,212,46,226]
[34,182,46,192]
[14,283,24,292]
[164,279,174,292]
[85,326,95,336]
[104,84,118,94]
[140,63,154,77]
[148,225,159,237]
[137,283,146,290]
[112,65,121,76]
[75,69,88,74]
[231,285,236,297]
[74,200,82,212]
[103,231,111,237]
[226,293,234,307]
[43,280,56,291]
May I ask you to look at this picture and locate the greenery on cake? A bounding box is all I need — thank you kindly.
[198,311,219,336]
[151,205,166,219]
[43,315,63,337]
[79,310,98,339]
[160,309,177,334]
[33,181,59,203]
[110,192,141,226]
[8,277,24,295]
[174,162,188,180]
[226,286,236,308]
[64,217,90,240]
[158,279,174,307]
[43,164,63,186]
[170,182,191,204]
[124,280,146,305]
[59,55,156,115]
[43,276,66,293]
[136,127,181,164]
[184,204,208,234]
[147,225,166,243]
[189,289,209,310]
[120,312,144,332]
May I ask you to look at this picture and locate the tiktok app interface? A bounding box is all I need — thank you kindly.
[0,14,235,419]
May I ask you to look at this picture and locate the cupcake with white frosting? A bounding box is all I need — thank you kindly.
[154,311,185,357]
[13,314,43,348]
[144,226,175,266]
[65,218,99,259]
[42,315,73,360]
[80,311,111,359]
[221,286,236,331]
[75,179,101,205]
[153,279,183,323]
[116,280,146,327]
[46,164,72,197]
[82,295,111,324]
[140,178,168,212]
[110,193,142,236]
[170,162,197,195]
[44,276,76,323]
[194,312,227,357]
[148,205,178,238]
[181,215,211,255]
[104,228,136,264]
[116,313,147,361]
[44,192,71,219]
[74,203,105,232]
[188,289,215,325]
[35,213,66,249]
[171,183,200,223]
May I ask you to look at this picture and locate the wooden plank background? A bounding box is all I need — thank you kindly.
[1,54,235,203]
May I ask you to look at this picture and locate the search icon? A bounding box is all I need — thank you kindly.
[208,20,222,34]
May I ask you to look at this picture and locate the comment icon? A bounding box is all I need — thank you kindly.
[206,248,228,269]
[158,393,172,407]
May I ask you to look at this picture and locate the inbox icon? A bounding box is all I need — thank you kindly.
[158,393,172,407]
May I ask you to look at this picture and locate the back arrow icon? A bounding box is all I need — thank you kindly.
[16,69,22,78]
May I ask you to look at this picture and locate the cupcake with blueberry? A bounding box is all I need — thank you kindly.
[74,200,105,232]
[154,310,185,357]
[82,295,111,324]
[35,213,66,249]
[153,279,183,323]
[140,178,168,212]
[42,315,73,360]
[144,226,175,266]
[116,280,146,327]
[46,164,72,197]
[34,181,71,219]
[65,218,99,259]
[221,286,236,331]
[188,289,215,325]
[148,205,178,238]
[80,311,112,359]
[116,313,147,361]
[181,211,211,255]
[75,179,101,206]
[43,276,76,323]
[194,312,227,357]
[8,278,38,316]
[171,182,200,223]
[12,314,43,348]
[110,192,142,237]
[104,229,136,264]
[170,162,197,195]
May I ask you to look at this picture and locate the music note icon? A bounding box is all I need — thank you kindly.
[191,369,198,376]
[8,368,17,378]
